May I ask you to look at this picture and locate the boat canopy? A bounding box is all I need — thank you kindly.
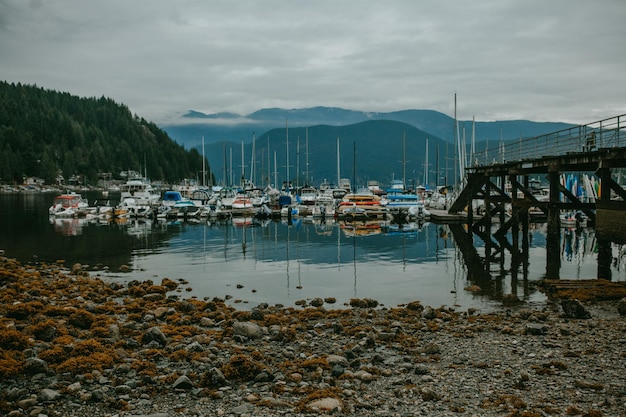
[162,191,184,202]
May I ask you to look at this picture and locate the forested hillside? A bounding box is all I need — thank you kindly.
[0,81,213,185]
[205,120,449,189]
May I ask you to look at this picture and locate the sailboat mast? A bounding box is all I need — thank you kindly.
[202,135,206,187]
[402,130,406,188]
[250,132,255,186]
[305,127,309,184]
[241,140,245,186]
[454,93,458,185]
[436,144,440,188]
[336,137,340,187]
[267,136,271,187]
[274,151,277,188]
[471,116,476,167]
[296,135,300,188]
[285,120,290,186]
[223,142,227,186]
[424,138,429,187]
[461,123,467,175]
[352,141,356,190]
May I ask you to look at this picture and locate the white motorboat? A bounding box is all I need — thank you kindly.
[49,193,89,217]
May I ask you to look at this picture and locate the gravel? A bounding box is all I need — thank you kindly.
[1,257,625,416]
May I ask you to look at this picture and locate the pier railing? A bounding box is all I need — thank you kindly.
[470,114,626,167]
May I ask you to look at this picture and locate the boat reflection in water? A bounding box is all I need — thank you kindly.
[340,219,384,237]
[50,217,88,237]
[43,214,626,311]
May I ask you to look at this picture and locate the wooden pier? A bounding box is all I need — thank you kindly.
[447,114,626,281]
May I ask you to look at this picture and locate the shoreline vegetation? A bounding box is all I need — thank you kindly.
[1,257,625,417]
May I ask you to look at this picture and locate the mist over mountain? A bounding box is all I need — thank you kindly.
[161,106,576,150]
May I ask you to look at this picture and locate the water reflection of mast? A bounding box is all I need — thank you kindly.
[286,220,291,292]
[203,222,207,269]
[251,221,257,267]
[296,221,301,290]
[223,220,230,262]
[353,223,357,297]
[402,231,407,272]
[241,223,247,259]
[337,222,341,269]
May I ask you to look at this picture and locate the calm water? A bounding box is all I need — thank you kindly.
[1,192,624,311]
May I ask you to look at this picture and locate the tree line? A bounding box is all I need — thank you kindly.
[0,81,214,186]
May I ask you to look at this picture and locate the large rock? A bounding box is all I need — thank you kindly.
[172,375,194,390]
[232,321,264,339]
[24,357,48,375]
[617,298,626,316]
[142,326,168,346]
[201,367,229,387]
[561,299,591,319]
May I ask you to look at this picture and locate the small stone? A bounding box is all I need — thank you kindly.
[17,396,37,409]
[202,367,229,388]
[66,382,81,393]
[39,388,61,402]
[199,317,216,327]
[289,373,303,382]
[310,297,324,307]
[420,387,440,401]
[185,341,204,352]
[331,364,344,377]
[307,397,342,411]
[153,306,169,318]
[422,307,437,320]
[464,285,481,293]
[114,385,132,394]
[327,354,348,366]
[423,342,441,354]
[502,293,522,306]
[254,371,274,382]
[525,323,548,335]
[24,358,48,375]
[354,370,374,381]
[231,402,254,415]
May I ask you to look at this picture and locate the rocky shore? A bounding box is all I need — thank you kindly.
[1,256,625,417]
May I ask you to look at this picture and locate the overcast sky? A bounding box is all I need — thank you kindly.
[1,0,625,125]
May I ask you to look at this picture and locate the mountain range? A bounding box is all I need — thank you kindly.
[160,107,576,189]
[162,106,575,148]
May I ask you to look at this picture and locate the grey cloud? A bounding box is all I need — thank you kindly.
[0,0,624,125]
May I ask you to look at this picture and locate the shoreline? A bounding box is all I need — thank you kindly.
[1,257,625,416]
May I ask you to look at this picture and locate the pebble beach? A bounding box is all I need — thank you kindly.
[1,256,625,417]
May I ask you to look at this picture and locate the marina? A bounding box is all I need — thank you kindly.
[5,113,626,312]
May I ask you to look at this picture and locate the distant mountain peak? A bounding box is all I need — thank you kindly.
[183,110,241,119]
